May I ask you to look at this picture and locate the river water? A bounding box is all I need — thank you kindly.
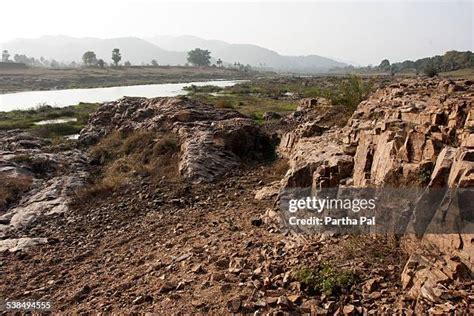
[0,80,241,112]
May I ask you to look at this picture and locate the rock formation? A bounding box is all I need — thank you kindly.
[79,96,271,183]
[0,130,88,251]
[277,78,474,304]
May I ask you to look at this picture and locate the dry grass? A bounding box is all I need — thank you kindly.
[440,67,474,80]
[72,130,180,205]
[0,175,33,212]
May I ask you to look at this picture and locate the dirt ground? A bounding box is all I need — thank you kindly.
[1,160,420,314]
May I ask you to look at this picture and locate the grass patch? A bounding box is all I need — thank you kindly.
[32,123,83,138]
[294,263,357,296]
[72,130,180,205]
[188,93,297,123]
[0,102,100,138]
[340,235,400,262]
[186,75,374,123]
[440,67,474,80]
[183,84,223,93]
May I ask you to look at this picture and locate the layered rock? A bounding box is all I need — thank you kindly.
[80,97,271,182]
[277,79,474,303]
[0,130,88,250]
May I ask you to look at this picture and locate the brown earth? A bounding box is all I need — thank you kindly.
[2,163,414,314]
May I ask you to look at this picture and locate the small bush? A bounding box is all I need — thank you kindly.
[153,136,179,156]
[423,63,438,77]
[215,99,234,109]
[121,131,156,155]
[89,131,123,164]
[250,112,264,122]
[11,154,57,176]
[336,75,374,110]
[294,263,357,296]
[33,123,82,138]
[70,182,115,208]
[419,167,432,184]
[183,84,223,93]
[0,175,33,211]
[75,130,181,204]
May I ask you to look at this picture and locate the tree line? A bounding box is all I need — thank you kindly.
[2,47,251,71]
[329,50,473,77]
[377,50,473,76]
[82,48,122,68]
[2,50,71,68]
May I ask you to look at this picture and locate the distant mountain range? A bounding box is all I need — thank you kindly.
[2,35,347,73]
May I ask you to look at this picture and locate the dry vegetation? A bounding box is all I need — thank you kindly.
[0,175,33,212]
[72,131,180,205]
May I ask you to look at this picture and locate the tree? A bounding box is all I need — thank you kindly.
[50,60,60,68]
[112,48,121,66]
[390,65,396,76]
[216,58,223,67]
[423,62,438,77]
[13,54,36,66]
[151,59,158,66]
[97,59,105,69]
[378,59,390,72]
[2,50,10,62]
[187,48,211,67]
[82,51,97,66]
[124,61,131,66]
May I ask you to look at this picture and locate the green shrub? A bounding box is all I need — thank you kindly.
[183,84,223,93]
[423,63,438,77]
[215,99,234,109]
[32,123,82,138]
[294,263,357,296]
[336,75,374,110]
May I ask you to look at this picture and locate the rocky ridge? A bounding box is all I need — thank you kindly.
[275,78,474,307]
[79,96,271,183]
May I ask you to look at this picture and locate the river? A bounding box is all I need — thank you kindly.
[0,80,242,112]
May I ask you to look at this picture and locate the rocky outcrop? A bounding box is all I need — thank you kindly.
[0,237,48,252]
[80,97,271,183]
[278,97,353,188]
[0,131,88,245]
[277,79,474,305]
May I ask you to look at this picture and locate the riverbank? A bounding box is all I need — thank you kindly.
[0,76,381,139]
[0,66,262,94]
[0,103,100,139]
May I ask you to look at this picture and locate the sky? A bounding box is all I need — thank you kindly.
[0,0,472,65]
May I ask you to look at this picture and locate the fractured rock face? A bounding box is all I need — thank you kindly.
[277,78,474,302]
[0,131,89,240]
[80,97,271,183]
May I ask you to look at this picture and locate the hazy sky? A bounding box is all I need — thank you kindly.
[1,0,472,65]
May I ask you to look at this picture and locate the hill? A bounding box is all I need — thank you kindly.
[3,36,186,66]
[147,35,347,73]
[3,35,346,73]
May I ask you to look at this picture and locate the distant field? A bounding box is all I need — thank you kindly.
[0,66,260,94]
[440,68,474,80]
